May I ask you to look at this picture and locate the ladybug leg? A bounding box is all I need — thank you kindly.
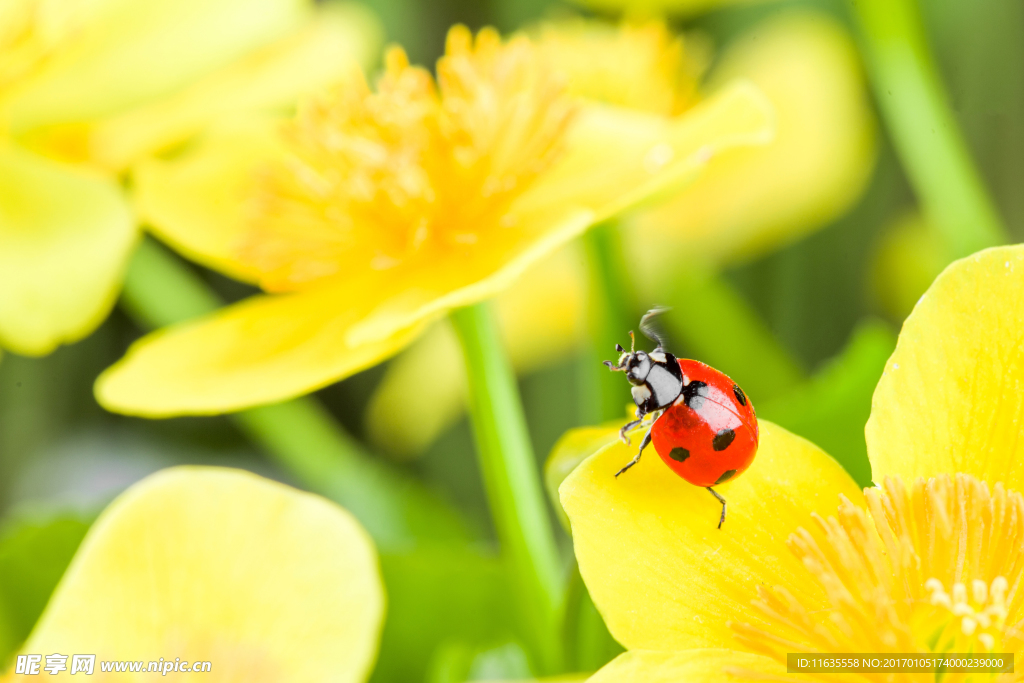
[706,487,727,529]
[618,418,643,445]
[614,425,653,477]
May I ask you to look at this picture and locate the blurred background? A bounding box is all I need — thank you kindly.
[2,0,1023,679]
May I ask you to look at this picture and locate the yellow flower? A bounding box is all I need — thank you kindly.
[569,0,768,18]
[871,211,949,321]
[559,245,1024,680]
[0,0,378,357]
[95,25,774,417]
[533,19,706,116]
[629,11,876,278]
[364,13,873,460]
[6,466,383,681]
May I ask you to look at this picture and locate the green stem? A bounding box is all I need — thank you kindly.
[119,237,470,549]
[580,221,636,423]
[450,302,563,674]
[850,0,1007,258]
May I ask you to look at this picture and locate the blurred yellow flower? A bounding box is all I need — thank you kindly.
[569,0,768,18]
[364,13,874,460]
[560,245,1024,679]
[534,19,706,116]
[96,25,774,417]
[0,0,378,356]
[871,211,948,321]
[629,12,876,281]
[6,466,383,681]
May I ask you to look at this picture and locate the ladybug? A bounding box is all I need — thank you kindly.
[603,308,759,528]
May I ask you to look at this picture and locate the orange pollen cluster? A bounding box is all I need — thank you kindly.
[239,25,576,293]
[731,474,1024,682]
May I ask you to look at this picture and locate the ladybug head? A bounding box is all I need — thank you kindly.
[603,331,652,386]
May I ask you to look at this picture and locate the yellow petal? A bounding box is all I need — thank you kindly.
[67,5,381,171]
[95,283,431,417]
[560,420,861,651]
[0,144,134,356]
[6,0,309,134]
[589,649,784,683]
[630,12,874,271]
[18,467,383,680]
[545,423,624,530]
[866,245,1024,492]
[366,246,587,459]
[133,117,286,284]
[518,81,774,225]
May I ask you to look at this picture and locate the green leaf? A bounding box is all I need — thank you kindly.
[371,546,528,683]
[758,319,897,487]
[0,510,93,661]
[427,641,533,683]
[661,268,806,402]
[562,562,623,674]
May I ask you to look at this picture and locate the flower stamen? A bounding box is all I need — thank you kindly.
[732,474,1024,681]
[240,26,576,292]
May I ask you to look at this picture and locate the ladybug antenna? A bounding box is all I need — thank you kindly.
[639,306,671,351]
[604,340,630,371]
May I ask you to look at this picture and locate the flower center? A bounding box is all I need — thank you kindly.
[240,25,575,292]
[732,475,1024,679]
[535,19,704,116]
[925,577,1009,651]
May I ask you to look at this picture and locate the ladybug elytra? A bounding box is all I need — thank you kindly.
[604,308,759,528]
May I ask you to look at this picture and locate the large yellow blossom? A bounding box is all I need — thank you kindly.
[365,12,873,459]
[95,25,774,417]
[0,0,377,357]
[6,466,383,681]
[559,245,1024,680]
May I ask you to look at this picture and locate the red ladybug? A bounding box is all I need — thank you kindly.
[603,308,759,528]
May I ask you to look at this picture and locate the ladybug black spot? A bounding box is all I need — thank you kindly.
[712,428,735,451]
[669,447,690,462]
[683,381,708,410]
[715,469,737,485]
[733,384,747,407]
